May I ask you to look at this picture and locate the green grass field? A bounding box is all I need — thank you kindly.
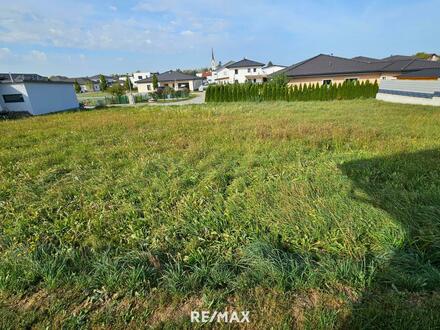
[1,100,440,329]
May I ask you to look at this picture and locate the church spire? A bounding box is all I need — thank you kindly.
[211,48,217,71]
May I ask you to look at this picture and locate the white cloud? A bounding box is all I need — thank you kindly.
[180,30,194,36]
[133,0,177,13]
[30,50,47,61]
[0,47,11,60]
[109,5,117,11]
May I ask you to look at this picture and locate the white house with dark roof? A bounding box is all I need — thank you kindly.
[213,58,285,84]
[136,70,203,93]
[0,73,78,115]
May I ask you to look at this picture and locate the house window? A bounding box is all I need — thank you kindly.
[147,85,151,90]
[247,68,251,73]
[3,94,24,103]
[253,68,257,73]
[345,78,358,83]
[235,69,238,74]
[323,79,332,86]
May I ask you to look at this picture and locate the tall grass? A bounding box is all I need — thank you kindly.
[1,100,440,328]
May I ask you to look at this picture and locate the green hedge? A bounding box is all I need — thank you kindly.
[205,80,379,102]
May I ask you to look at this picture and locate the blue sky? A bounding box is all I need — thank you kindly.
[1,0,439,77]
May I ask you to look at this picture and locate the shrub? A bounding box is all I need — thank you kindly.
[108,84,125,97]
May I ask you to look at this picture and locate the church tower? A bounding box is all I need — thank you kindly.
[211,48,217,71]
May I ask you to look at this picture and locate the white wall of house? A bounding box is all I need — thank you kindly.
[131,72,154,87]
[214,67,230,84]
[213,65,285,84]
[0,82,78,115]
[0,83,32,112]
[137,83,153,94]
[138,79,202,93]
[376,79,440,106]
[262,65,286,75]
[80,82,100,92]
[228,66,263,84]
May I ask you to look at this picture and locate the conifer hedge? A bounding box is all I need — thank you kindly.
[205,80,379,102]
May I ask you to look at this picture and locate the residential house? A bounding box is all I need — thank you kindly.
[136,70,204,93]
[426,53,440,61]
[125,71,158,87]
[212,61,235,84]
[277,54,440,87]
[213,58,285,84]
[0,73,78,115]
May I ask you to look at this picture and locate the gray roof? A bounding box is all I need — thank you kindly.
[378,58,440,72]
[0,73,73,85]
[381,55,415,61]
[263,61,287,68]
[397,68,440,79]
[278,54,440,79]
[216,60,235,71]
[226,58,265,68]
[352,56,381,63]
[0,73,48,82]
[89,74,114,81]
[50,75,76,83]
[137,70,203,83]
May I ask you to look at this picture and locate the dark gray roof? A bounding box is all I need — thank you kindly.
[0,73,48,82]
[379,58,440,72]
[381,55,416,61]
[50,75,76,83]
[65,77,92,84]
[226,58,265,68]
[137,70,203,83]
[263,61,287,68]
[397,68,440,79]
[352,56,381,63]
[216,60,235,71]
[278,54,440,78]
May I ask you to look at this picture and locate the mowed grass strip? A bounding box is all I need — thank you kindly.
[1,99,440,329]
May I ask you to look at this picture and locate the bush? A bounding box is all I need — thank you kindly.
[206,80,379,103]
[108,84,125,97]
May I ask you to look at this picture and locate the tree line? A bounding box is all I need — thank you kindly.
[74,74,135,95]
[205,80,379,102]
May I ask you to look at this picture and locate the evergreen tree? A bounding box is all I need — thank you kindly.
[99,74,108,91]
[373,80,379,97]
[234,84,239,101]
[124,77,133,92]
[293,85,298,101]
[152,74,159,90]
[303,84,308,101]
[74,80,81,93]
[213,85,219,102]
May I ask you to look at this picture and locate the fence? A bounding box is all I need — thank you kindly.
[78,90,190,106]
[78,94,147,106]
[206,81,379,103]
[377,79,440,106]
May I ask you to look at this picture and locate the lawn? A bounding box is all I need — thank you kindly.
[1,100,440,329]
